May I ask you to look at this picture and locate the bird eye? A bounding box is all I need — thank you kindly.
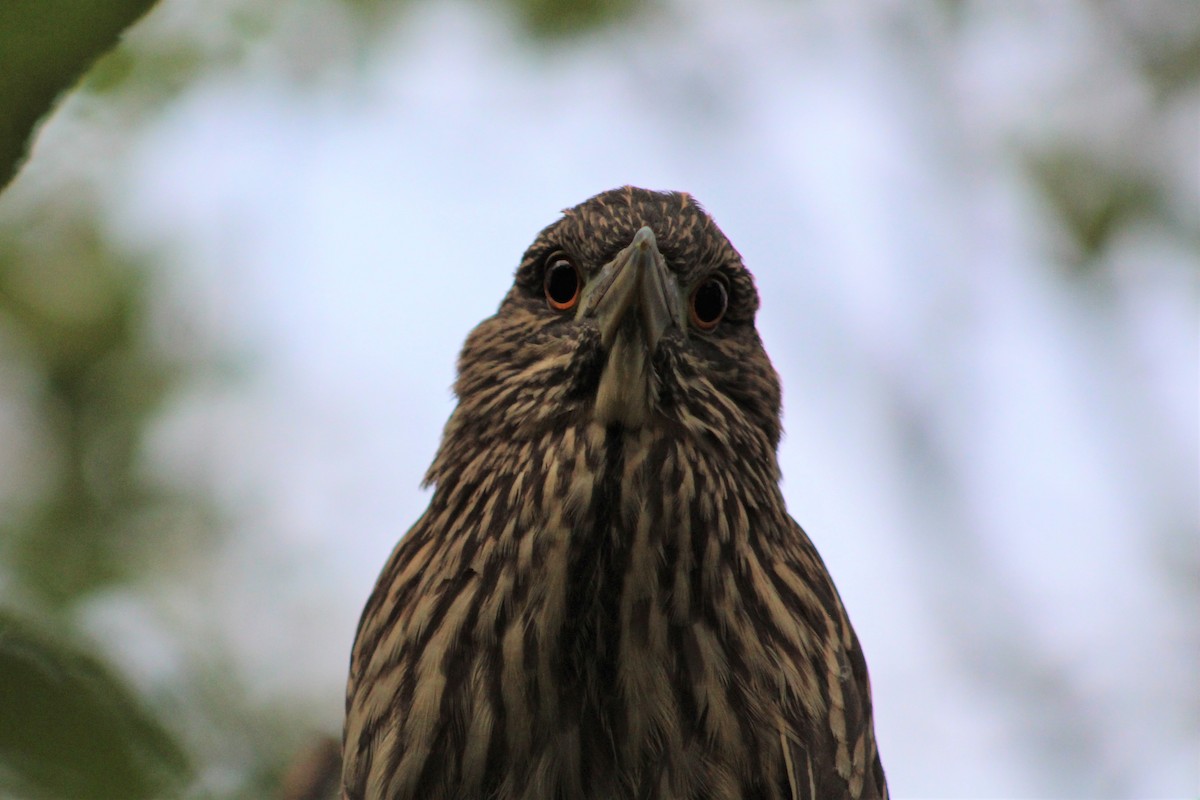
[544,254,581,311]
[689,276,728,330]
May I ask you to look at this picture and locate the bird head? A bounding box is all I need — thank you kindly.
[433,186,783,480]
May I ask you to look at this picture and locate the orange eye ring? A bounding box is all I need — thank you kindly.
[689,276,728,330]
[544,255,581,311]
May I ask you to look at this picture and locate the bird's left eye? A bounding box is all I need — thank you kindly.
[544,254,581,311]
[690,276,728,330]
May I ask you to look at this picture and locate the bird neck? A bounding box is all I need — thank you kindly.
[396,417,833,797]
[424,415,789,648]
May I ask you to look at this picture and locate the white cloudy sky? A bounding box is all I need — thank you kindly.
[18,0,1196,796]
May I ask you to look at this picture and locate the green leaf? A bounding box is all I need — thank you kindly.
[0,611,191,799]
[0,0,161,193]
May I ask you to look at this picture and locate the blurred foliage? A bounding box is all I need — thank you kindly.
[1026,2,1200,272]
[509,0,638,38]
[1108,0,1200,97]
[0,7,215,796]
[0,1,160,191]
[0,611,190,799]
[0,194,210,794]
[1029,149,1163,262]
[0,216,188,608]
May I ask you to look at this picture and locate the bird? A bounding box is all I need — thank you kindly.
[341,186,887,800]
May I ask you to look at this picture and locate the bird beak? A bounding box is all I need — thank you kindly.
[579,226,683,427]
[579,226,681,354]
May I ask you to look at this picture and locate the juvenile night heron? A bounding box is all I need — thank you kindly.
[343,187,887,800]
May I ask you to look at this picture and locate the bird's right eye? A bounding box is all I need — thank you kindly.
[543,254,581,311]
[689,275,728,331]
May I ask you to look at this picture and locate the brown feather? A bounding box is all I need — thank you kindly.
[343,187,887,799]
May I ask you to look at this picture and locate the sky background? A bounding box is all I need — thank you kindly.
[2,0,1197,797]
